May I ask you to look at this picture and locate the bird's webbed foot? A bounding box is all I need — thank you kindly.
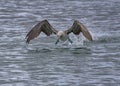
[68,37,73,44]
[55,39,59,45]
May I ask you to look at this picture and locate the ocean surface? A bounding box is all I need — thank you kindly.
[0,0,120,86]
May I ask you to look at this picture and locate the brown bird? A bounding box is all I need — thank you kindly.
[25,19,93,44]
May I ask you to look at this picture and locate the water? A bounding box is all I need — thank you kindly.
[0,0,120,86]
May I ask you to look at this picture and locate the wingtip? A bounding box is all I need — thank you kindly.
[88,35,93,41]
[90,38,93,41]
[26,40,30,44]
[25,35,28,39]
[25,37,30,44]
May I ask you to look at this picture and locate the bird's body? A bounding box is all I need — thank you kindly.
[55,31,72,44]
[26,20,93,44]
[57,31,68,41]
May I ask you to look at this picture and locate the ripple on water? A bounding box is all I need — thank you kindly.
[0,0,120,86]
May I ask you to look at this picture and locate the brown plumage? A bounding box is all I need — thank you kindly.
[25,19,93,44]
[65,20,93,41]
[25,20,58,43]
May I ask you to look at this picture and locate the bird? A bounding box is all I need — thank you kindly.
[25,19,93,44]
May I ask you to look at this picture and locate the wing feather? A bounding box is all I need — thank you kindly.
[25,20,57,43]
[66,20,93,41]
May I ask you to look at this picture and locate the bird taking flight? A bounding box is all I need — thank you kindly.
[25,20,93,44]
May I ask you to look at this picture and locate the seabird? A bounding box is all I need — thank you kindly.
[26,20,93,44]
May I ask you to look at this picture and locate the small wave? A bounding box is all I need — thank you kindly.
[93,35,120,44]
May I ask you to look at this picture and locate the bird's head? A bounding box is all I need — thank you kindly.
[57,31,64,38]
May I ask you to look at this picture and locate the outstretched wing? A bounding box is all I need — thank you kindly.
[25,20,58,43]
[65,20,93,41]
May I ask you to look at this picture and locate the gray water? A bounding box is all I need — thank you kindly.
[0,0,120,86]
